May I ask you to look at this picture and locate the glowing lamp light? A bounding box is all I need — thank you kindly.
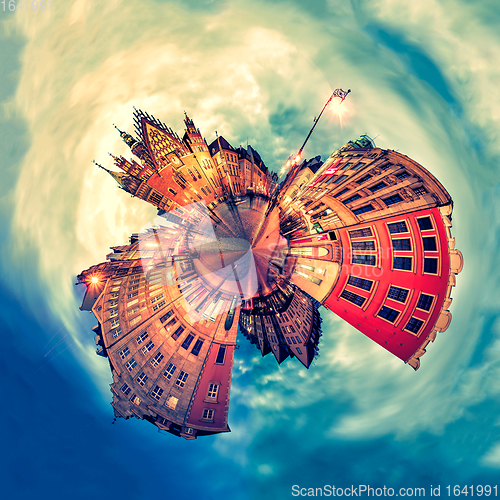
[90,276,99,284]
[329,98,348,120]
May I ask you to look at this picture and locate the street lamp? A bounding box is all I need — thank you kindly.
[296,88,350,162]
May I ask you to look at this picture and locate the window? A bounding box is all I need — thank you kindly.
[128,306,139,317]
[340,290,366,307]
[353,205,374,215]
[291,336,297,344]
[181,334,194,350]
[308,203,325,214]
[168,188,177,196]
[111,327,122,339]
[294,270,322,285]
[164,363,176,379]
[129,316,142,327]
[150,385,164,401]
[207,383,219,399]
[141,340,155,354]
[297,347,303,354]
[125,358,137,372]
[157,416,169,426]
[202,408,215,421]
[393,257,412,270]
[383,194,403,206]
[127,291,138,299]
[295,336,301,344]
[152,300,165,311]
[352,254,376,266]
[175,371,189,388]
[388,221,408,234]
[422,237,437,251]
[417,217,433,230]
[424,258,438,274]
[341,162,353,170]
[191,339,204,356]
[352,241,375,251]
[368,182,386,193]
[160,311,173,323]
[120,383,131,396]
[164,319,177,330]
[406,317,424,334]
[396,171,410,180]
[344,194,361,204]
[165,396,178,409]
[387,286,409,303]
[334,188,349,198]
[349,228,373,238]
[392,238,411,251]
[413,186,427,196]
[172,325,184,340]
[378,306,399,323]
[130,395,141,406]
[150,352,164,367]
[119,347,130,359]
[215,345,227,364]
[347,276,373,291]
[357,174,372,184]
[136,332,148,345]
[149,191,163,204]
[136,372,148,387]
[333,175,348,184]
[151,294,164,304]
[417,293,433,311]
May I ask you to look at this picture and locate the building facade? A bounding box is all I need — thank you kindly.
[280,139,463,369]
[78,209,239,439]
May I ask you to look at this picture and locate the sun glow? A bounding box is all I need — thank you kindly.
[329,98,348,120]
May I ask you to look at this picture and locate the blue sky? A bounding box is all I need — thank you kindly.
[1,1,500,499]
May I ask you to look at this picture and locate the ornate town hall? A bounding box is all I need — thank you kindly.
[78,103,462,439]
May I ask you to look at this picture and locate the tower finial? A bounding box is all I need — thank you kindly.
[114,125,137,148]
[93,160,106,171]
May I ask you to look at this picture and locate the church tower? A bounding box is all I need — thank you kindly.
[182,113,209,154]
[94,161,142,195]
[114,125,156,172]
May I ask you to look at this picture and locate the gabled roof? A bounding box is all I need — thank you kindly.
[208,136,235,155]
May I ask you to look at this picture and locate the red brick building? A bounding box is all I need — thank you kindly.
[282,138,463,369]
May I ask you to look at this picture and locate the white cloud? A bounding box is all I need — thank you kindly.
[482,442,500,468]
[4,0,500,452]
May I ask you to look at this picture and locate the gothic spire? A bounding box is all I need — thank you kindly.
[113,124,137,148]
[94,160,129,190]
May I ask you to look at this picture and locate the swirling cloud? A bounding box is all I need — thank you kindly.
[2,0,500,486]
